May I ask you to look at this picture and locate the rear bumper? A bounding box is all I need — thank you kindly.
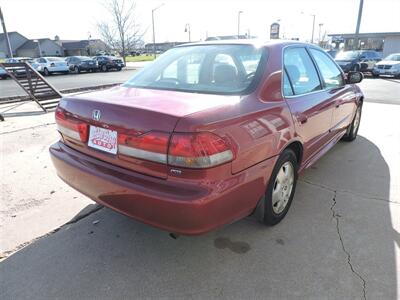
[50,142,275,235]
[372,68,400,76]
[48,66,69,73]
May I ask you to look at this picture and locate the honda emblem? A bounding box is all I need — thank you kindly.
[92,109,101,121]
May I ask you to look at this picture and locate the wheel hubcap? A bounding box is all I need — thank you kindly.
[353,107,361,135]
[272,162,294,214]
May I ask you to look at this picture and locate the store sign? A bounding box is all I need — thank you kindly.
[270,23,280,39]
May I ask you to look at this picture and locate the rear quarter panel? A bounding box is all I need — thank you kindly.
[174,44,296,174]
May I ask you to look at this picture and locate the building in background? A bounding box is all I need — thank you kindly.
[59,39,109,56]
[0,31,29,58]
[0,31,109,58]
[17,38,63,57]
[144,42,187,53]
[329,32,400,57]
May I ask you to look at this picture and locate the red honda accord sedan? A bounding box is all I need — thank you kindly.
[50,40,364,235]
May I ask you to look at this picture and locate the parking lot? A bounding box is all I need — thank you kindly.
[0,67,140,99]
[0,76,399,299]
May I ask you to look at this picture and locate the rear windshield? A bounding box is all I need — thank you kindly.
[384,54,400,61]
[123,44,266,95]
[335,51,360,60]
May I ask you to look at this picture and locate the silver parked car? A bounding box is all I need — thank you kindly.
[33,57,69,76]
[372,53,400,78]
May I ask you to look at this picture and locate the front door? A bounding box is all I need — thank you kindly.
[308,48,358,133]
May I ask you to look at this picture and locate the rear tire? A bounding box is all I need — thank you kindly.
[101,65,107,72]
[261,149,298,226]
[342,104,362,142]
[74,66,80,74]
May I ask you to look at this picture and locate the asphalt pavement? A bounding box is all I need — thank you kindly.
[0,68,138,99]
[0,78,399,298]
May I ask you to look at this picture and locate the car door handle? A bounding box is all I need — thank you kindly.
[298,114,308,124]
[335,101,344,108]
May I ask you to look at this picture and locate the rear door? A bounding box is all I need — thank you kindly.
[283,46,335,162]
[308,48,357,134]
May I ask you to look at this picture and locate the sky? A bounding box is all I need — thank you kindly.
[1,0,400,44]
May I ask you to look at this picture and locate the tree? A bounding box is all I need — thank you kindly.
[97,0,145,64]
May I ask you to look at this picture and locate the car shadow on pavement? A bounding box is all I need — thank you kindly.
[0,136,397,299]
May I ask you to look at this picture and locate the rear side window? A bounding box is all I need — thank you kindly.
[283,47,321,96]
[309,49,344,88]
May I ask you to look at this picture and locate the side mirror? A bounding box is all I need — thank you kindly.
[347,71,363,84]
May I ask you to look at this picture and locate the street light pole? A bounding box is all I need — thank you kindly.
[301,12,316,43]
[152,3,164,59]
[311,14,316,44]
[34,39,42,57]
[237,11,243,39]
[318,23,323,46]
[185,23,191,42]
[0,6,13,58]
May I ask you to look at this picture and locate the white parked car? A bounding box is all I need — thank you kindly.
[33,57,69,76]
[372,53,400,78]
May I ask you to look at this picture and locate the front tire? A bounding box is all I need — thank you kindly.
[101,65,108,72]
[262,149,298,226]
[342,104,362,141]
[43,68,50,76]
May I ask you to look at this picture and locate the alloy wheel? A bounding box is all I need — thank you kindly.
[272,161,295,214]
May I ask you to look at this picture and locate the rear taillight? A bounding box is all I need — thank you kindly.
[55,107,88,142]
[168,132,234,168]
[118,131,169,164]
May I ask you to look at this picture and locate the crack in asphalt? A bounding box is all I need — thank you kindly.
[330,190,367,300]
[0,122,56,135]
[0,205,104,260]
[299,179,398,205]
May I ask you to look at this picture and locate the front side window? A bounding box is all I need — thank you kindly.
[124,44,266,95]
[310,49,344,88]
[283,47,321,96]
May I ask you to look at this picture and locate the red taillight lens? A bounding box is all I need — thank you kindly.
[55,107,88,142]
[118,131,169,163]
[168,132,234,168]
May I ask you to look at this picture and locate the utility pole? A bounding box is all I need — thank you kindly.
[237,11,243,39]
[152,3,164,59]
[354,0,364,50]
[0,6,13,58]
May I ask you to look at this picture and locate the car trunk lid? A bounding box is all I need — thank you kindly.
[57,86,238,179]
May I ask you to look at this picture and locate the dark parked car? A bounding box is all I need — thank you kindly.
[335,50,381,72]
[92,56,124,72]
[65,56,98,73]
[51,41,364,235]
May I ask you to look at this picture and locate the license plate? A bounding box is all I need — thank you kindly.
[88,126,118,154]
